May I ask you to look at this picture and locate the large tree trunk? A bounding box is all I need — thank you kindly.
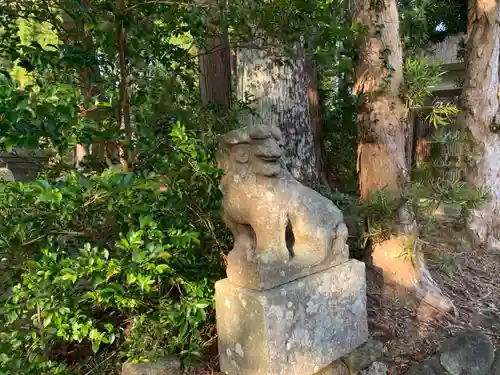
[353,0,452,313]
[198,34,231,107]
[236,44,318,186]
[198,0,232,107]
[458,0,500,250]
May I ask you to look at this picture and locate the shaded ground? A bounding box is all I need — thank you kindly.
[367,215,500,375]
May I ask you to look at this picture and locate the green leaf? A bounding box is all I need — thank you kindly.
[132,251,146,263]
[179,321,188,337]
[43,315,52,328]
[7,310,18,324]
[155,264,171,274]
[91,274,105,287]
[61,273,77,283]
[106,282,125,296]
[126,273,137,284]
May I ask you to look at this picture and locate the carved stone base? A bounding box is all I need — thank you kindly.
[216,260,368,375]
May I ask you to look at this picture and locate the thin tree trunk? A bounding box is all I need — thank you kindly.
[353,0,406,198]
[353,0,452,313]
[61,14,100,167]
[236,43,318,186]
[62,11,125,170]
[304,53,328,186]
[458,0,500,250]
[116,0,133,170]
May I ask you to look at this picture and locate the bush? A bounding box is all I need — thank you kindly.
[0,123,230,374]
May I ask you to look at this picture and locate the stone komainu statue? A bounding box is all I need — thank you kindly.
[217,124,348,270]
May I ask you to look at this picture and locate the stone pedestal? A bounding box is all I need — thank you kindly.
[216,260,368,375]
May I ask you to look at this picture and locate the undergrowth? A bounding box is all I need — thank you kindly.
[0,123,231,374]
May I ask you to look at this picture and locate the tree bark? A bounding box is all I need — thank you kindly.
[304,53,328,186]
[457,0,500,250]
[61,13,100,168]
[62,11,125,170]
[199,38,231,107]
[236,44,318,186]
[353,0,406,198]
[198,0,232,108]
[116,0,133,170]
[353,0,452,313]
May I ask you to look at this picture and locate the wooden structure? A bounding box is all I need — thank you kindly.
[408,33,466,182]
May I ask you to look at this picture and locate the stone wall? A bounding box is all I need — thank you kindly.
[0,150,49,181]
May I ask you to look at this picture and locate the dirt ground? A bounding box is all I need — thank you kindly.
[188,216,500,375]
[368,215,500,374]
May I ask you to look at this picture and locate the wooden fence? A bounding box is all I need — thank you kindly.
[406,90,465,182]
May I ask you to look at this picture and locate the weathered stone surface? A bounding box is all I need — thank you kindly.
[216,260,368,375]
[226,228,349,291]
[315,360,349,375]
[0,151,49,181]
[489,351,500,375]
[343,339,384,373]
[121,357,182,375]
[360,362,388,375]
[406,358,447,375]
[217,124,348,290]
[438,330,494,375]
[479,309,500,332]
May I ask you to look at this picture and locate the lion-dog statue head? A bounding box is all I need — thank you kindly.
[217,124,284,180]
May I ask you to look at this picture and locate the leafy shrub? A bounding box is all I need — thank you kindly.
[401,58,445,108]
[332,177,491,250]
[0,123,230,374]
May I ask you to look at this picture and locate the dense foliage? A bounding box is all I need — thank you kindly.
[0,118,229,374]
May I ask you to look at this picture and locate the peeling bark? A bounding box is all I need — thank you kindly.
[458,0,500,250]
[353,0,452,313]
[236,45,318,186]
[353,0,407,198]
